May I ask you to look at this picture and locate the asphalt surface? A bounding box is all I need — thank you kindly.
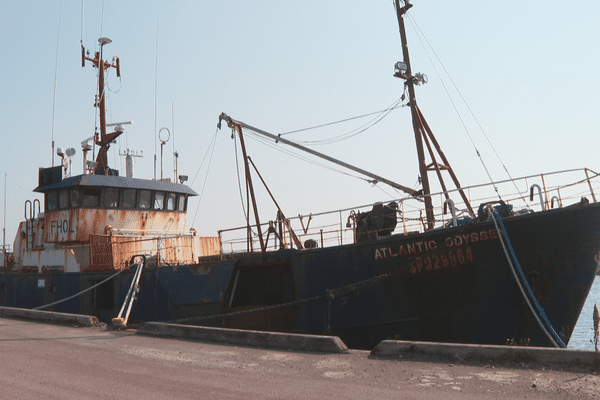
[1,317,599,399]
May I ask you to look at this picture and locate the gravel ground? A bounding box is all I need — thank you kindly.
[0,318,598,399]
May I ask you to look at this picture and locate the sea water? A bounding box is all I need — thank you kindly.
[569,277,600,350]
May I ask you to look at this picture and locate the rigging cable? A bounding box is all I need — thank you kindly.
[51,1,63,167]
[405,12,498,197]
[278,97,404,146]
[406,12,528,207]
[237,97,411,192]
[153,19,159,180]
[190,128,219,228]
[243,129,370,183]
[172,102,175,181]
[297,99,402,145]
[278,99,401,136]
[99,0,104,40]
[80,0,84,45]
[232,130,252,231]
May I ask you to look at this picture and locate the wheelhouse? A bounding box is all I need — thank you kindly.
[33,169,198,243]
[36,170,195,214]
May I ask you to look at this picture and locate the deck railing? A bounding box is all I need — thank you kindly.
[218,168,600,254]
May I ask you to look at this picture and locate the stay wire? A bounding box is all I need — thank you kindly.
[278,99,402,135]
[80,0,84,46]
[154,19,159,180]
[243,129,370,183]
[191,137,218,227]
[232,132,249,228]
[99,0,104,40]
[407,13,526,206]
[416,19,517,185]
[51,1,62,167]
[277,98,404,146]
[231,130,260,238]
[295,98,404,146]
[190,128,219,227]
[405,13,499,197]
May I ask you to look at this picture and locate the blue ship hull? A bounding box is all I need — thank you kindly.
[1,201,599,349]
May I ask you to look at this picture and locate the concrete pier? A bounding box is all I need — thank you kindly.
[0,308,599,399]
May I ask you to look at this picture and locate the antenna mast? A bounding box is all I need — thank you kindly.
[82,37,122,175]
[51,3,62,167]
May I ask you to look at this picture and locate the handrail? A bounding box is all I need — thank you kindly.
[443,198,458,226]
[530,184,546,211]
[216,167,600,254]
[219,167,600,233]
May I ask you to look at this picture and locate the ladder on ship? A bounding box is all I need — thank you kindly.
[24,199,41,250]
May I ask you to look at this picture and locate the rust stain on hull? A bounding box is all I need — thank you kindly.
[44,209,188,243]
[89,234,221,271]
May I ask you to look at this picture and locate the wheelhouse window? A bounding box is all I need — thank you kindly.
[46,191,58,211]
[45,187,190,212]
[59,189,69,209]
[70,188,80,208]
[103,188,119,208]
[153,192,165,210]
[82,187,101,207]
[166,193,177,211]
[178,194,187,212]
[138,190,151,209]
[122,189,136,209]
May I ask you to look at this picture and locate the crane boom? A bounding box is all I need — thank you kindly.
[218,113,419,197]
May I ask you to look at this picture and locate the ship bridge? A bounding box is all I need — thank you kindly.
[35,168,197,242]
[10,167,220,273]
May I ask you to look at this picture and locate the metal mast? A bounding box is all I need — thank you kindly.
[394,1,474,229]
[82,38,121,175]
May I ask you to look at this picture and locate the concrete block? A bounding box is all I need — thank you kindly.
[371,340,600,372]
[0,306,100,327]
[137,322,348,353]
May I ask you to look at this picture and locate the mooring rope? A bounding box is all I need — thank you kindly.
[486,206,566,348]
[34,263,137,311]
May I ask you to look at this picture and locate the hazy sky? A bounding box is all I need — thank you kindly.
[1,1,599,246]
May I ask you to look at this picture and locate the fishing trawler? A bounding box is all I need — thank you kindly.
[2,1,600,349]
